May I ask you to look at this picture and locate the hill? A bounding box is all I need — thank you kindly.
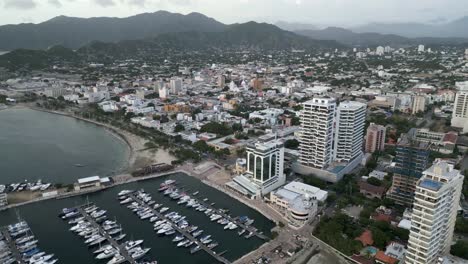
[0,22,342,70]
[0,11,226,50]
[352,16,468,38]
[296,27,468,46]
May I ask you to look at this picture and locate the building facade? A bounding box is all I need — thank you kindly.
[227,140,285,198]
[298,98,336,169]
[405,161,464,264]
[387,134,430,206]
[333,101,366,163]
[269,182,326,228]
[365,123,386,153]
[412,95,426,114]
[451,81,468,132]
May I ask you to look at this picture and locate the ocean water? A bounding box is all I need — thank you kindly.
[0,173,274,263]
[0,108,129,184]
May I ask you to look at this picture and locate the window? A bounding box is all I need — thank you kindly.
[255,157,262,181]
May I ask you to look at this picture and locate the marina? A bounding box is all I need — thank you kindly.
[0,221,58,264]
[123,189,231,263]
[61,203,155,264]
[0,173,274,264]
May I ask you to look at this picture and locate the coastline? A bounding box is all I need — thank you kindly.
[26,106,176,172]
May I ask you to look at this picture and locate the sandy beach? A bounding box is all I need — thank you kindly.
[27,106,176,173]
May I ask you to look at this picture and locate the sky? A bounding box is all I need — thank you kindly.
[0,0,467,27]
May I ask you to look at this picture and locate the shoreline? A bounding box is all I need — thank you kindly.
[29,107,136,172]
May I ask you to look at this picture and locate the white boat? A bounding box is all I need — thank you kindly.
[118,190,133,197]
[94,245,113,254]
[177,240,189,247]
[131,248,150,260]
[124,240,144,251]
[107,255,125,264]
[96,248,119,259]
[28,253,54,263]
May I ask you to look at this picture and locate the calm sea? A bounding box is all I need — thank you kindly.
[0,108,129,184]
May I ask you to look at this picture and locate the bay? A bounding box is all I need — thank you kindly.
[0,173,273,263]
[0,108,129,184]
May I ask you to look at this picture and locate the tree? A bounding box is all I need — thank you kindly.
[284,139,299,149]
[367,177,382,186]
[451,240,468,259]
[174,124,185,133]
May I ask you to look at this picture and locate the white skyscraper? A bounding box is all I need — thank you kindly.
[170,78,182,94]
[451,81,468,132]
[333,101,366,163]
[418,44,425,53]
[405,161,464,264]
[298,98,336,169]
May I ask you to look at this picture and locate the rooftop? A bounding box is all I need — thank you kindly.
[419,179,443,191]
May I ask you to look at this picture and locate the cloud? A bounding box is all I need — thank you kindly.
[4,0,37,9]
[48,0,62,8]
[125,0,146,7]
[93,0,115,7]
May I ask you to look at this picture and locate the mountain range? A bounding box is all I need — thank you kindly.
[352,16,468,38]
[0,11,225,50]
[295,27,468,47]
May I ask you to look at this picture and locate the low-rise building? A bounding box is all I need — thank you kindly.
[268,182,327,228]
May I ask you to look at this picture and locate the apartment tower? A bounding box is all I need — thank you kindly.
[405,161,464,264]
[333,101,366,163]
[387,134,430,206]
[365,123,386,153]
[298,98,336,169]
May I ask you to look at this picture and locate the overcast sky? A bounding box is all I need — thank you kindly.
[0,0,467,27]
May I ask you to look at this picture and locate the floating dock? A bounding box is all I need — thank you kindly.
[0,228,26,264]
[76,205,138,264]
[128,193,232,264]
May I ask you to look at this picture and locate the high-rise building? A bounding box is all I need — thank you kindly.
[387,134,430,205]
[227,140,285,198]
[333,101,366,163]
[298,98,336,169]
[451,81,468,132]
[412,95,426,114]
[170,78,182,94]
[418,44,425,53]
[217,75,225,88]
[405,161,464,264]
[159,86,169,100]
[365,123,386,153]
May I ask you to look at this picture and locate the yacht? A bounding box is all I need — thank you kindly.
[192,230,203,238]
[94,245,113,254]
[190,245,201,254]
[107,255,125,264]
[172,235,184,242]
[96,248,119,260]
[176,240,189,247]
[131,248,150,260]
[123,240,144,251]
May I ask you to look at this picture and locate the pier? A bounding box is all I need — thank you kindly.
[128,193,231,264]
[0,228,26,264]
[76,205,137,264]
[177,188,269,241]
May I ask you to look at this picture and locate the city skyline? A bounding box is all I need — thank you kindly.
[0,0,468,27]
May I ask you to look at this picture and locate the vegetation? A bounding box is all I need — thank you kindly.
[451,240,468,260]
[284,139,300,149]
[200,122,233,136]
[314,214,363,255]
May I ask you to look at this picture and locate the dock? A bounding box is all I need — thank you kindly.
[179,190,269,241]
[76,206,137,264]
[128,193,231,264]
[0,228,25,264]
